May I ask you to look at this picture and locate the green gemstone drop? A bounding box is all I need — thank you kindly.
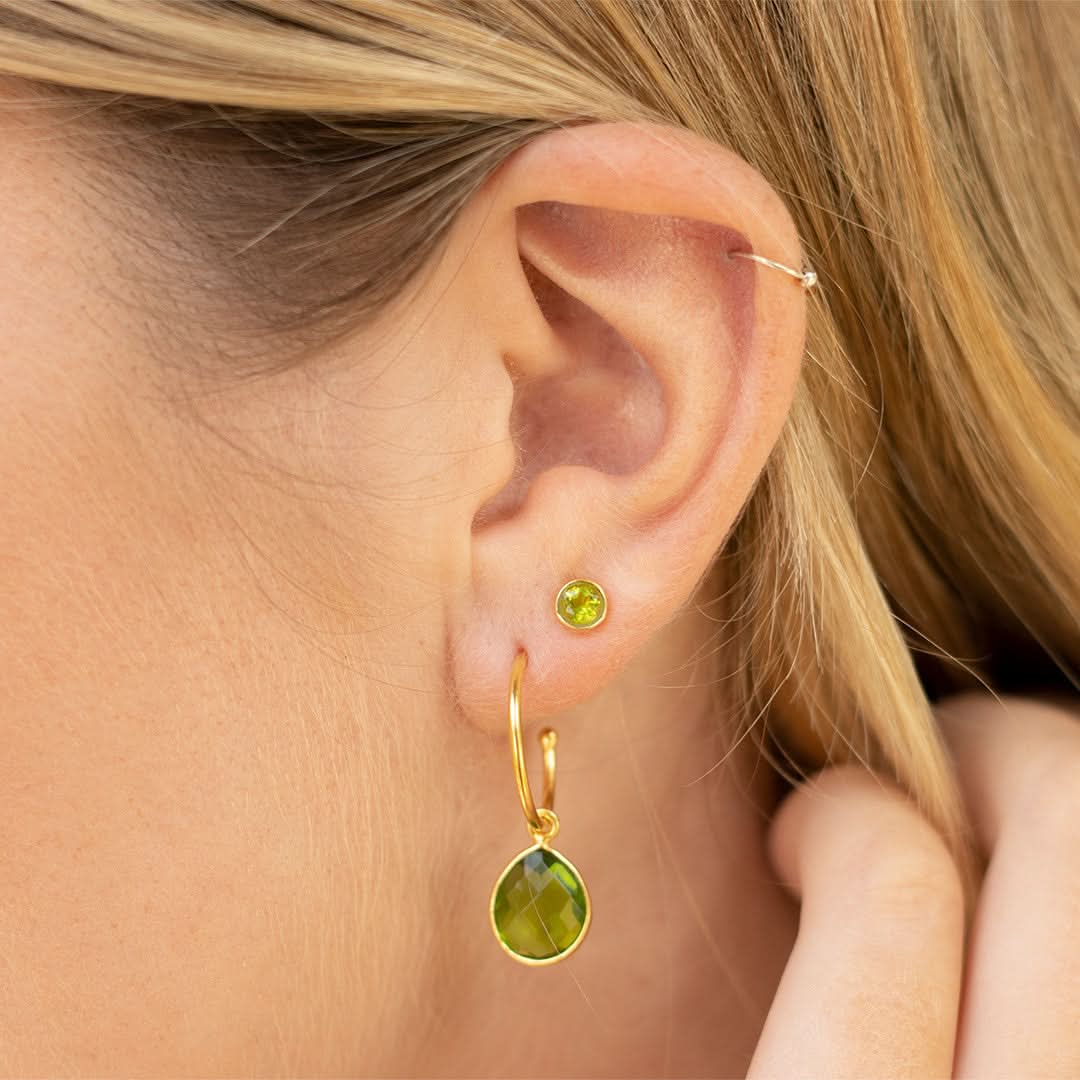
[492,847,589,961]
[556,580,606,629]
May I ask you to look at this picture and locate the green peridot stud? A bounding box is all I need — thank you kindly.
[555,579,608,630]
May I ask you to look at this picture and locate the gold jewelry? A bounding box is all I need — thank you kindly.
[729,248,819,290]
[554,578,608,631]
[489,648,591,965]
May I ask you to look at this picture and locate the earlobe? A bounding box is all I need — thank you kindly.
[446,121,810,728]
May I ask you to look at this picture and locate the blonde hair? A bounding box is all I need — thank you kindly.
[1,0,1077,911]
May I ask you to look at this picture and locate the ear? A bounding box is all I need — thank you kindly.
[444,120,809,727]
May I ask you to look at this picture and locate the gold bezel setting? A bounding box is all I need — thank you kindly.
[489,840,592,967]
[554,578,608,631]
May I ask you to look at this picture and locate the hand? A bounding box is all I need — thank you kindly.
[747,694,1080,1078]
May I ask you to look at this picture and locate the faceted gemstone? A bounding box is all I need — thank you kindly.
[492,847,589,961]
[556,579,607,629]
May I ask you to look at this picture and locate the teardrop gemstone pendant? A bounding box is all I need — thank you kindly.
[490,840,591,964]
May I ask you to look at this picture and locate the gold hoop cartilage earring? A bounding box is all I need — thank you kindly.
[728,249,819,290]
[489,648,592,965]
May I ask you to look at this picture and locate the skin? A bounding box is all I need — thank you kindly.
[752,694,1080,1079]
[0,96,1077,1077]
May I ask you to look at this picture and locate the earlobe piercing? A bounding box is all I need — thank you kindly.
[489,648,591,965]
[555,578,608,630]
[728,248,819,290]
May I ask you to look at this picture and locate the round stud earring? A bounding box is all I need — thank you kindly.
[555,578,607,630]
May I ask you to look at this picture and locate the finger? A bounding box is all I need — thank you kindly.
[748,764,964,1080]
[937,694,1080,1079]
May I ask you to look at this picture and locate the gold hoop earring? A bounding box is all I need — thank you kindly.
[489,648,592,965]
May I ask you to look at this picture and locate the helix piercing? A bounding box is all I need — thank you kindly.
[728,249,819,290]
